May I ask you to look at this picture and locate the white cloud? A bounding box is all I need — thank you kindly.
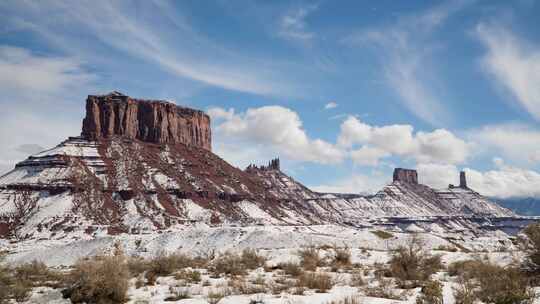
[324,101,338,110]
[1,1,307,97]
[416,160,540,199]
[343,1,469,125]
[338,116,469,166]
[468,123,540,165]
[0,46,93,175]
[278,5,317,42]
[0,46,94,98]
[417,163,460,189]
[209,106,345,165]
[476,23,540,120]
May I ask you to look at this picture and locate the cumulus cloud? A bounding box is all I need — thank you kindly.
[468,123,540,165]
[417,160,540,199]
[338,116,469,166]
[324,102,338,110]
[209,106,345,165]
[476,23,540,120]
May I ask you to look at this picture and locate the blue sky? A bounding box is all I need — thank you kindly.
[1,0,540,198]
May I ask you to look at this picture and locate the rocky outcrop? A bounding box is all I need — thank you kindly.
[81,92,211,150]
[460,171,468,188]
[246,158,280,172]
[393,168,418,184]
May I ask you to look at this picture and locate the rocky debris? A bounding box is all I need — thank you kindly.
[81,92,211,150]
[393,168,418,184]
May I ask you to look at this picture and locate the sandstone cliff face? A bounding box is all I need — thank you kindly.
[393,168,418,184]
[81,92,211,150]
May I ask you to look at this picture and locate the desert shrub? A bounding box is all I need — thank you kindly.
[447,260,481,277]
[416,280,443,304]
[298,246,324,271]
[174,269,201,283]
[240,248,266,269]
[277,262,302,277]
[210,251,246,277]
[371,230,393,239]
[524,223,540,275]
[164,286,190,301]
[206,288,231,304]
[363,277,403,300]
[11,280,31,303]
[324,295,363,304]
[471,262,535,304]
[350,270,364,286]
[388,235,442,288]
[452,259,536,304]
[452,276,476,304]
[297,272,333,293]
[329,245,352,271]
[62,253,130,304]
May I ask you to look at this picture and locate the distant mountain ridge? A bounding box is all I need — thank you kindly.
[0,92,516,240]
[495,197,540,216]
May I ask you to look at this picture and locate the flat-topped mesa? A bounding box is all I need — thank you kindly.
[81,91,211,150]
[393,168,418,184]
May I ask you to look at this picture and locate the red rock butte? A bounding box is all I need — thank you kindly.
[81,91,211,150]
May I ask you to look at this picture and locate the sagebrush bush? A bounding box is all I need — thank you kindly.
[296,272,333,293]
[451,259,536,304]
[388,235,442,288]
[210,251,246,277]
[416,280,443,304]
[298,246,324,271]
[324,295,363,304]
[63,253,130,304]
[240,248,266,269]
[329,245,351,271]
[277,262,303,277]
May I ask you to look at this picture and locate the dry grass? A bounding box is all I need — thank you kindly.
[324,295,363,304]
[468,261,535,304]
[298,246,324,271]
[277,262,302,277]
[174,269,201,283]
[329,245,352,271]
[164,286,190,301]
[363,277,403,300]
[416,280,443,304]
[63,252,130,304]
[297,272,334,293]
[388,235,442,288]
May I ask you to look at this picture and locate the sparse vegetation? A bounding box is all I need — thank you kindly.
[296,272,333,293]
[298,246,324,271]
[451,258,537,304]
[371,230,394,239]
[324,295,363,304]
[416,280,443,304]
[388,234,442,288]
[62,248,130,304]
[329,245,352,271]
